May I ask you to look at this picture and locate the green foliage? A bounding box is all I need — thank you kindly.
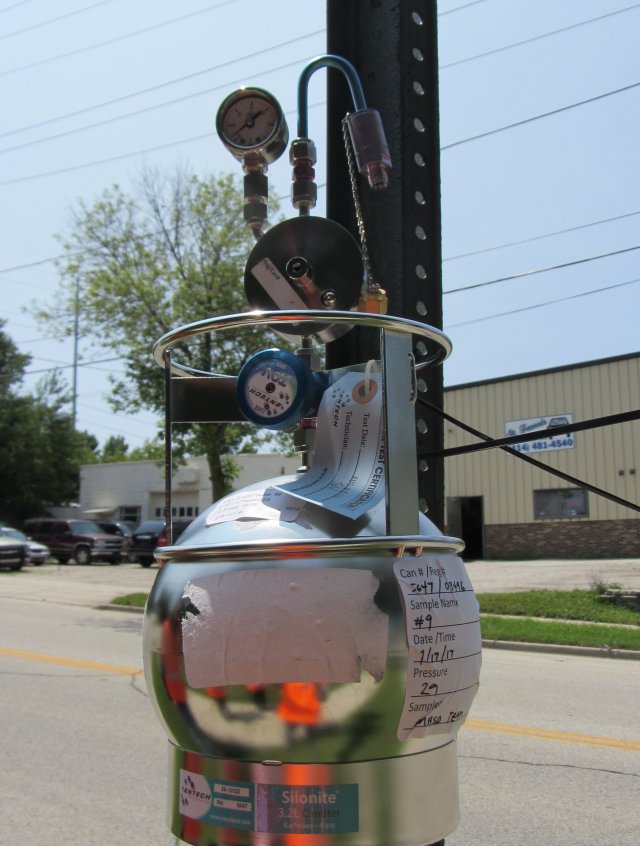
[477,589,640,625]
[0,322,98,522]
[0,321,30,394]
[100,435,129,462]
[128,438,165,462]
[36,165,285,500]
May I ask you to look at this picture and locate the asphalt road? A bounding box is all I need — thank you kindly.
[1,560,639,845]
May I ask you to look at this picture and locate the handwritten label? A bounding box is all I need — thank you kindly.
[394,555,482,739]
[275,372,385,518]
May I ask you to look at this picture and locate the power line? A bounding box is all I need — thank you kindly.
[439,0,490,15]
[444,245,640,295]
[25,355,122,375]
[0,0,115,41]
[3,68,636,188]
[0,58,319,187]
[0,28,322,144]
[0,202,631,277]
[442,79,640,150]
[446,277,640,327]
[443,209,640,262]
[0,0,242,78]
[441,2,640,70]
[0,0,39,14]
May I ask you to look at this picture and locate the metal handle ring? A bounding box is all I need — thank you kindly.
[153,309,452,378]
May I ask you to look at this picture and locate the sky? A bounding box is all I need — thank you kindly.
[1,0,639,450]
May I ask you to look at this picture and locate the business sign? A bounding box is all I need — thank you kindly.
[505,413,575,454]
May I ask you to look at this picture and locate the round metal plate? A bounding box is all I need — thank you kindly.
[244,216,363,341]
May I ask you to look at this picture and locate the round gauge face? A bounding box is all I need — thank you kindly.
[218,91,281,151]
[241,357,299,422]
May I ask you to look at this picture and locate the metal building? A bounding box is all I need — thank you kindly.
[444,352,640,560]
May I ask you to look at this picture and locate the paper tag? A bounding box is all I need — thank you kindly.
[205,488,300,526]
[394,555,482,739]
[251,257,309,310]
[275,372,385,518]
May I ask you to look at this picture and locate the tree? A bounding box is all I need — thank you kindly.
[0,322,98,523]
[100,435,129,463]
[37,166,282,503]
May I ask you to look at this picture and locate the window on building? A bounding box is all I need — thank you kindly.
[534,488,588,519]
[119,506,140,526]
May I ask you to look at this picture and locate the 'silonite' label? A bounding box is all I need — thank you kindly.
[394,555,482,739]
[179,771,358,834]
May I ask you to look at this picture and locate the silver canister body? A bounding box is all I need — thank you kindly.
[143,482,478,846]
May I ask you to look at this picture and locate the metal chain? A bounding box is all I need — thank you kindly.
[342,116,377,292]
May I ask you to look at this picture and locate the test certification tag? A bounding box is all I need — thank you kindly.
[394,555,482,739]
[274,372,385,518]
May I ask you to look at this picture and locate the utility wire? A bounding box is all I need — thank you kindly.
[441,2,640,69]
[0,28,323,143]
[0,53,318,183]
[420,398,640,514]
[439,0,490,15]
[0,0,115,41]
[447,277,640,328]
[0,0,242,78]
[442,79,640,150]
[3,70,636,188]
[443,209,640,262]
[0,204,634,277]
[0,0,39,14]
[25,355,122,375]
[444,245,640,296]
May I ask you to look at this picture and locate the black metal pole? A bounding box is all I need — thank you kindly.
[326,0,445,525]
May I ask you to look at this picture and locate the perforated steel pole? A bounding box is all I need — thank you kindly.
[326,0,445,525]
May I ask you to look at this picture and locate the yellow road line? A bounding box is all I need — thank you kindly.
[0,645,142,677]
[465,718,640,752]
[2,646,638,752]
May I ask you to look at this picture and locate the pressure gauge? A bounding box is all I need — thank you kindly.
[216,87,289,167]
[236,349,325,430]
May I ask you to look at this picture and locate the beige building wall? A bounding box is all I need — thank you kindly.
[444,353,639,558]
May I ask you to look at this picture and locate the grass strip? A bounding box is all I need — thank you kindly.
[481,615,640,651]
[477,589,639,625]
[111,592,148,607]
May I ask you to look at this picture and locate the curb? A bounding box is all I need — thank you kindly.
[482,638,640,660]
[98,603,144,614]
[101,604,640,660]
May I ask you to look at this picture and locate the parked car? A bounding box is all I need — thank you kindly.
[130,519,192,567]
[0,535,29,570]
[96,520,132,559]
[0,526,50,565]
[22,518,124,565]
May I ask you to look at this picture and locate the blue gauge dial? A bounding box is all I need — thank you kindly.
[237,349,313,430]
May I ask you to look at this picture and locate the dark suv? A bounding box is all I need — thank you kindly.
[22,518,124,565]
[130,519,191,567]
[96,520,132,559]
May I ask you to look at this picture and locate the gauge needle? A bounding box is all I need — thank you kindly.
[231,109,266,139]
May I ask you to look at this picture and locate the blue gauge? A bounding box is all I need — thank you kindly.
[236,349,323,430]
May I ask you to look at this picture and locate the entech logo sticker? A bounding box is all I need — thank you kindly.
[179,770,212,819]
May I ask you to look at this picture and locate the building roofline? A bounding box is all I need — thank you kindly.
[444,351,640,392]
